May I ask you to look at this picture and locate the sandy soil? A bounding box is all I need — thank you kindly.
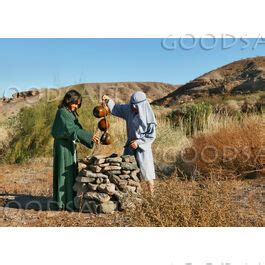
[0,158,264,227]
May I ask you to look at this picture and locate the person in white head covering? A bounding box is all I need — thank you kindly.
[102,91,157,193]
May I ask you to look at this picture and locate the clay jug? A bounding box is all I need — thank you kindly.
[100,132,112,145]
[98,118,110,131]
[93,105,110,118]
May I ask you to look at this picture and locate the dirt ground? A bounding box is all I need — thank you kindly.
[0,158,264,227]
[0,158,134,226]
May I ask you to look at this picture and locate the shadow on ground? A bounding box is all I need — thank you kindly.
[0,193,56,211]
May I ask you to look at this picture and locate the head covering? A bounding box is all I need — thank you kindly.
[129,91,157,134]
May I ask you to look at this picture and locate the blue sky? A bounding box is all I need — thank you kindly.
[0,38,265,97]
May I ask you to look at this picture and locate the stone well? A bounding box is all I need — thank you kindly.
[74,153,142,214]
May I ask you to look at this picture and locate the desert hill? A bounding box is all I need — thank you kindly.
[152,56,265,107]
[0,81,177,117]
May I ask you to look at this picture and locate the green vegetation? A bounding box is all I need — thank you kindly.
[1,92,265,165]
[167,94,264,136]
[3,98,99,164]
[168,102,213,136]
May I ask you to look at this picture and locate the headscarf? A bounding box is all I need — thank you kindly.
[129,91,157,135]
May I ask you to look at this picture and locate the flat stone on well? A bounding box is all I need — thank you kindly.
[88,165,102,173]
[76,176,95,183]
[109,162,121,166]
[121,155,136,163]
[105,157,122,163]
[97,183,116,195]
[109,175,121,186]
[119,174,130,180]
[96,177,104,184]
[128,179,140,187]
[103,165,122,171]
[122,170,131,175]
[130,170,140,182]
[80,169,108,179]
[121,162,138,171]
[105,171,122,176]
[99,163,110,168]
[87,183,98,191]
[84,192,111,203]
[78,162,87,170]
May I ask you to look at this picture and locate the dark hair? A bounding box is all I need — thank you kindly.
[59,90,82,115]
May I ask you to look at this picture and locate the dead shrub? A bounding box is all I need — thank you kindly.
[182,116,265,180]
[126,178,264,227]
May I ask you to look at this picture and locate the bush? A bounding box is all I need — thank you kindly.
[4,98,99,163]
[126,178,264,226]
[168,102,213,136]
[181,116,265,180]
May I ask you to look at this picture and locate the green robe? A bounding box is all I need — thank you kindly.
[51,106,93,210]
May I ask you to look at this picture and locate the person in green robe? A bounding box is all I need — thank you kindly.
[51,90,99,211]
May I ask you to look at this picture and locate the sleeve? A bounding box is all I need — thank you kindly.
[135,123,156,150]
[107,98,129,120]
[52,109,94,149]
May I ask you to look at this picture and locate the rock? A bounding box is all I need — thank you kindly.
[98,163,110,168]
[105,171,122,176]
[121,155,136,163]
[78,162,87,171]
[127,179,140,187]
[122,170,131,175]
[121,162,138,171]
[88,165,102,173]
[79,169,94,177]
[90,155,106,165]
[105,157,122,163]
[103,178,110,184]
[75,153,143,213]
[73,182,87,192]
[99,201,118,214]
[87,183,98,191]
[76,176,95,183]
[118,184,127,191]
[97,183,116,195]
[119,174,130,180]
[109,175,121,186]
[96,173,108,178]
[103,166,122,171]
[113,190,125,201]
[130,170,140,182]
[84,192,111,203]
[109,162,121,166]
[94,158,106,165]
[118,179,127,186]
[80,156,92,164]
[80,170,108,179]
[96,177,104,184]
[97,183,107,191]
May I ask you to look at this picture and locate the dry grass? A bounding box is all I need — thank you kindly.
[126,178,264,227]
[1,104,264,227]
[182,115,265,179]
[0,159,264,227]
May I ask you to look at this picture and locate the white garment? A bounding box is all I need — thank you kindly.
[107,92,157,180]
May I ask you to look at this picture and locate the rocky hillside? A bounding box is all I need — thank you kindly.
[0,81,176,117]
[153,56,265,107]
